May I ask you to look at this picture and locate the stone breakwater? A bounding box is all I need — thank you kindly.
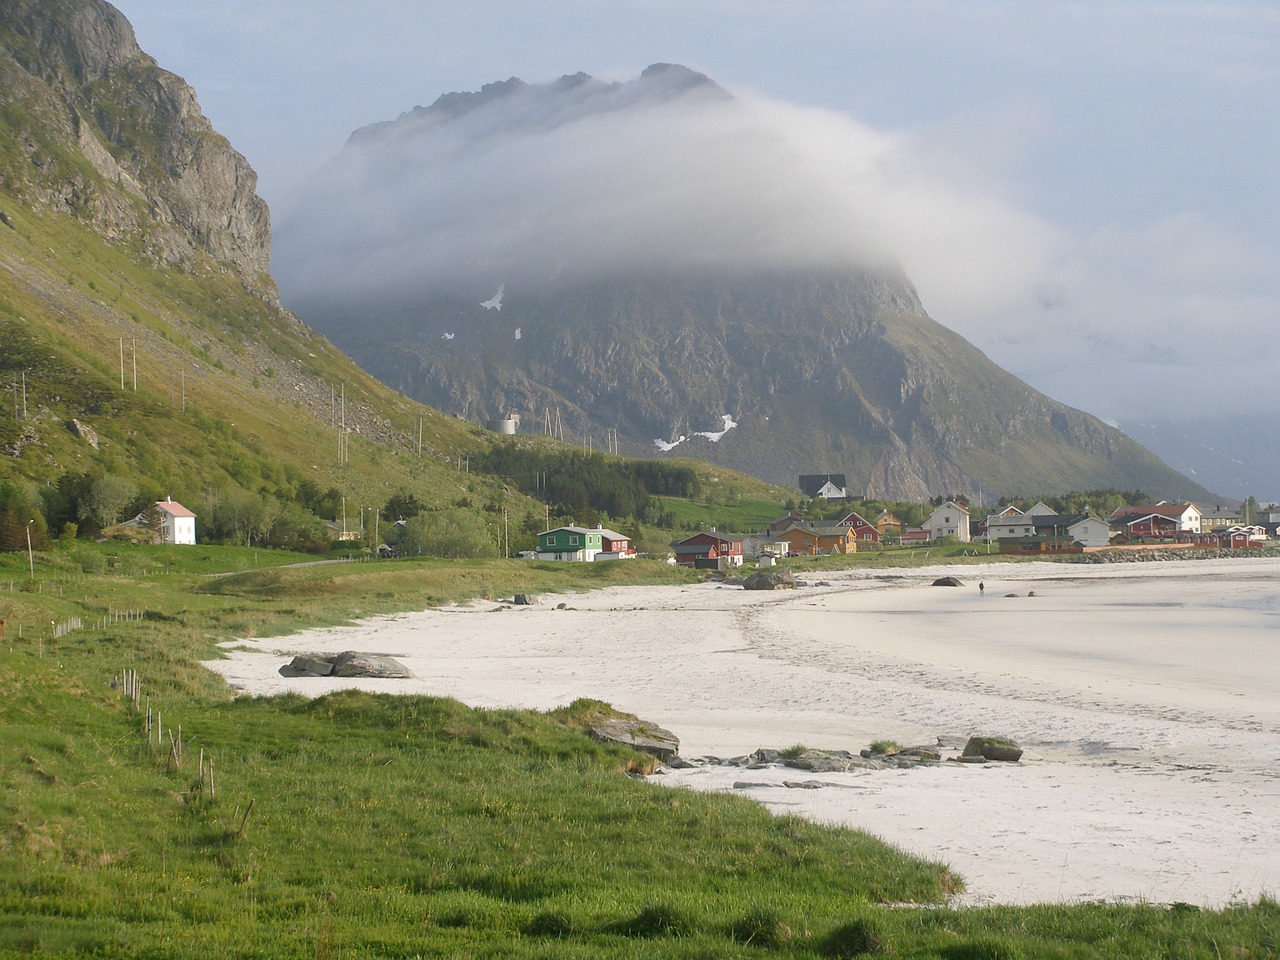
[1066,547,1277,563]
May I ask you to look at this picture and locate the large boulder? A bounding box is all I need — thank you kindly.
[329,651,415,679]
[591,718,680,763]
[742,569,796,591]
[284,651,414,678]
[932,576,964,587]
[283,654,335,677]
[962,736,1023,762]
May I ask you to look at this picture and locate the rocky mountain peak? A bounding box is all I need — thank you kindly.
[0,0,274,297]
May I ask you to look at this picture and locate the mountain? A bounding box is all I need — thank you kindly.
[276,66,1212,503]
[1118,417,1278,506]
[0,0,524,535]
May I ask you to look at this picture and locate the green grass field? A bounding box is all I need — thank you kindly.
[0,542,1276,958]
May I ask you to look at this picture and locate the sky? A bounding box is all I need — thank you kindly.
[111,0,1279,492]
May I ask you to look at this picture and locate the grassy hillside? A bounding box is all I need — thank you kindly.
[0,184,493,505]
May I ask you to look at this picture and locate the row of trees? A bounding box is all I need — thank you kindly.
[474,443,700,525]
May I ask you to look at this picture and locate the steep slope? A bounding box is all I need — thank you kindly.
[0,0,508,527]
[277,67,1210,502]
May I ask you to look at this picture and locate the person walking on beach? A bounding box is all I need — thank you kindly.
[979,581,985,596]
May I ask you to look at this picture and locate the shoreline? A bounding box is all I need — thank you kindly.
[206,556,1280,908]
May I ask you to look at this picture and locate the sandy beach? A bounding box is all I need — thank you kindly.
[205,556,1280,908]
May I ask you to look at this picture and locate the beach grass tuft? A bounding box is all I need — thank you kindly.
[820,916,893,957]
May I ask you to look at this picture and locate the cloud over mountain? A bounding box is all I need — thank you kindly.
[273,63,1056,317]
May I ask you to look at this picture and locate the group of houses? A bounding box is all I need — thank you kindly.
[119,486,1273,560]
[661,498,1272,568]
[532,496,1272,567]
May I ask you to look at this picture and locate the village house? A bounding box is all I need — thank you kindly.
[125,498,196,545]
[773,519,858,556]
[741,533,790,560]
[1175,526,1268,549]
[536,524,635,561]
[834,509,880,544]
[1199,506,1241,531]
[983,504,1109,548]
[873,510,902,538]
[978,503,1038,540]
[671,530,745,568]
[798,474,848,500]
[1109,502,1202,534]
[767,511,807,535]
[925,501,971,542]
[1112,512,1181,540]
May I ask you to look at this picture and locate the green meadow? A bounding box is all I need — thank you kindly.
[0,542,1275,958]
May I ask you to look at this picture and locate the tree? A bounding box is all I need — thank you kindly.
[400,509,497,559]
[0,481,50,552]
[382,490,424,522]
[1240,496,1260,525]
[79,475,138,530]
[137,503,164,543]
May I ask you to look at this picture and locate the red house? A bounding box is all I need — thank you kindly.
[672,530,745,568]
[835,510,880,543]
[1116,513,1180,539]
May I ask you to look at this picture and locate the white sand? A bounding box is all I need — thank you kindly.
[205,557,1280,907]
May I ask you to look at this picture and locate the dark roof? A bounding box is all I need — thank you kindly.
[675,531,742,547]
[798,474,847,497]
[1030,513,1092,529]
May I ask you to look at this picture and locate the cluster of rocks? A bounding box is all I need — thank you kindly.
[667,736,1023,774]
[282,651,413,678]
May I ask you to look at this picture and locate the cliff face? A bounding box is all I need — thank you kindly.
[0,0,272,295]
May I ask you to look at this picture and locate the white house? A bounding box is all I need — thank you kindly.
[154,498,196,545]
[798,473,848,500]
[741,533,790,560]
[986,508,1111,548]
[985,502,1057,541]
[1063,514,1111,548]
[926,501,971,542]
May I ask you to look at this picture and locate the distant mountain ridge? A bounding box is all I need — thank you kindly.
[278,66,1212,503]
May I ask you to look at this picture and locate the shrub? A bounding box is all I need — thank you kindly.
[868,740,902,755]
[940,936,1022,960]
[612,904,691,938]
[729,906,794,948]
[523,910,576,938]
[820,918,892,957]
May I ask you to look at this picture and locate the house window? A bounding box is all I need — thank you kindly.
[570,536,580,545]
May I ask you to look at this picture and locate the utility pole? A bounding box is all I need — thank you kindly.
[132,338,137,391]
[25,519,35,580]
[119,338,124,389]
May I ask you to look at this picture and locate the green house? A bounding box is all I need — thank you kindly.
[536,525,604,561]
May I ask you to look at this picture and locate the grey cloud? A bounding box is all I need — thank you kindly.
[272,64,1053,314]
